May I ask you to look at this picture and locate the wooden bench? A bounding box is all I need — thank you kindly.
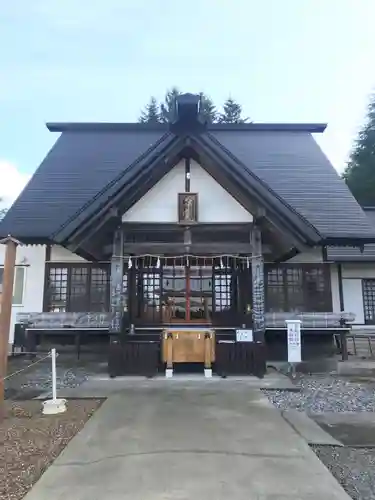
[264,312,354,361]
[15,312,116,359]
[334,331,375,358]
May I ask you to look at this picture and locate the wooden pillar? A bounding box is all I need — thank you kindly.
[0,236,19,419]
[166,332,173,377]
[204,331,212,377]
[251,226,265,343]
[109,228,124,335]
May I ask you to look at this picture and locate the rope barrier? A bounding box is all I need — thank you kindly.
[113,254,263,259]
[11,351,53,356]
[2,353,51,382]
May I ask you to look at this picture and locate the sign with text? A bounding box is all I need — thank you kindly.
[236,329,253,342]
[286,320,302,363]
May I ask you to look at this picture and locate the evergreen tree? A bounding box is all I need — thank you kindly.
[139,96,160,123]
[0,199,7,220]
[198,92,217,123]
[159,87,181,123]
[138,88,248,125]
[343,93,375,205]
[219,96,248,123]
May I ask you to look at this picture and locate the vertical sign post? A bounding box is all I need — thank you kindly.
[286,319,302,375]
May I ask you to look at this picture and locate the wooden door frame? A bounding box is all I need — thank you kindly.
[168,265,211,324]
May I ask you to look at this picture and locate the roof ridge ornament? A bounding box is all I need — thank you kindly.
[170,93,206,134]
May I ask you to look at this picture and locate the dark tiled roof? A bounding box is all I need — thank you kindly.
[1,123,374,244]
[327,208,375,261]
[210,130,374,240]
[0,129,167,239]
[47,122,327,133]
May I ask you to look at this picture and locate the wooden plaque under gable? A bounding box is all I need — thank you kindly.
[178,193,198,224]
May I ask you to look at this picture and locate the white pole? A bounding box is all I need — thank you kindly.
[51,348,57,402]
[42,348,66,415]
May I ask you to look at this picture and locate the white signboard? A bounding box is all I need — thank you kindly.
[286,320,302,363]
[236,329,253,342]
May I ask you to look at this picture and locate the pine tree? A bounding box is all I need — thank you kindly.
[138,89,248,125]
[159,87,181,123]
[199,92,217,123]
[139,96,160,123]
[343,93,375,205]
[219,97,248,123]
[0,201,7,220]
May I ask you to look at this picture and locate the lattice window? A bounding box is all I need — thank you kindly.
[304,267,328,311]
[47,267,68,311]
[190,266,212,321]
[265,265,331,313]
[363,280,375,324]
[90,268,111,312]
[132,259,161,324]
[213,258,237,313]
[162,265,186,321]
[214,273,232,312]
[70,267,89,311]
[265,268,284,312]
[45,264,110,312]
[285,267,304,312]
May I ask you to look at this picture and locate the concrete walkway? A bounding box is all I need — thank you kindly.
[25,385,349,500]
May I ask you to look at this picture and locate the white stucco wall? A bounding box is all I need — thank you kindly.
[0,244,46,344]
[329,263,375,327]
[341,264,375,327]
[122,160,253,223]
[50,245,87,262]
[0,244,86,345]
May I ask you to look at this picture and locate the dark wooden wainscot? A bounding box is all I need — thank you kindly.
[215,340,266,378]
[108,335,160,377]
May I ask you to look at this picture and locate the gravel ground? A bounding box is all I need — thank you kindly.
[0,399,103,500]
[263,374,375,412]
[263,374,375,498]
[312,445,375,500]
[5,353,106,398]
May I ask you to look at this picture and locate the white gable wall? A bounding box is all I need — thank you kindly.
[0,244,46,344]
[0,244,86,346]
[122,160,253,223]
[50,245,87,262]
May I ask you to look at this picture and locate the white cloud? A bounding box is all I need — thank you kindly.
[0,160,31,208]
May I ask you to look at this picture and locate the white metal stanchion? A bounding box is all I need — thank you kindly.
[42,348,67,415]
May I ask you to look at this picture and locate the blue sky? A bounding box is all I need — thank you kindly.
[1,0,375,205]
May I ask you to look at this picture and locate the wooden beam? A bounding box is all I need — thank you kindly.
[109,229,125,334]
[120,242,274,255]
[273,247,300,263]
[121,222,253,233]
[0,236,20,420]
[250,226,265,343]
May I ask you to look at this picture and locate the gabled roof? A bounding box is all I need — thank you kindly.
[0,128,169,240]
[327,208,375,261]
[59,130,321,253]
[210,129,373,240]
[1,119,374,250]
